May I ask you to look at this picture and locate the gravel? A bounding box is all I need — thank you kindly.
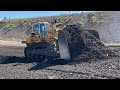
[0,45,120,79]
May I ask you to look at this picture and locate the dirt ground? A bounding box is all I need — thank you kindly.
[0,40,120,79]
[0,40,26,47]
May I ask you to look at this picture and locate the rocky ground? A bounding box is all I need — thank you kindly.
[0,44,120,79]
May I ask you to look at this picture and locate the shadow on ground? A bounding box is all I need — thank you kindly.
[0,55,70,71]
[28,59,70,71]
[0,56,37,64]
[0,55,106,71]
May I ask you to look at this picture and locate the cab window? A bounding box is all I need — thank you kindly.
[40,23,46,36]
[33,24,39,33]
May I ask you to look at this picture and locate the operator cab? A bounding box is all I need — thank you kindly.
[32,22,50,36]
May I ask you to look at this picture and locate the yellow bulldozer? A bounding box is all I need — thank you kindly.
[22,22,100,61]
[22,22,70,60]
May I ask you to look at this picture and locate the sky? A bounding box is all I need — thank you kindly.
[0,11,94,20]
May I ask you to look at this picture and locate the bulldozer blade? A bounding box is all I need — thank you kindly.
[58,30,70,60]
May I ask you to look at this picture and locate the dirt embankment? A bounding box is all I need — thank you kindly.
[1,11,120,45]
[83,11,120,44]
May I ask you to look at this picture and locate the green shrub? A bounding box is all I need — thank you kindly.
[79,21,83,26]
[0,24,6,29]
[88,12,97,17]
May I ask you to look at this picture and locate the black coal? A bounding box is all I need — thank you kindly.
[63,24,117,62]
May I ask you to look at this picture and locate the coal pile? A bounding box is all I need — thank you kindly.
[63,24,117,62]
